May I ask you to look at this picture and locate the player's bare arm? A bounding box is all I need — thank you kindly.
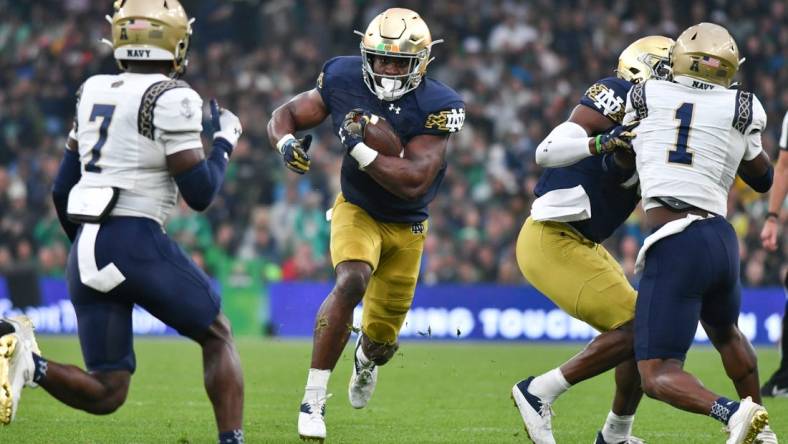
[761,149,788,250]
[267,89,328,174]
[363,133,449,201]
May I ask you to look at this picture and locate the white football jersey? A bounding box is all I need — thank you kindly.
[73,73,203,225]
[625,77,765,217]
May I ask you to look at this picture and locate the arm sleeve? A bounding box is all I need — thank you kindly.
[174,138,232,212]
[534,121,593,167]
[52,149,82,242]
[153,87,204,155]
[743,95,767,161]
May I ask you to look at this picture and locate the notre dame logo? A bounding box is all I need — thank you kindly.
[585,83,625,123]
[424,108,465,133]
[411,222,424,234]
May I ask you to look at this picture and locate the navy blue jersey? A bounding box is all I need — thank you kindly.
[535,77,639,243]
[318,56,465,223]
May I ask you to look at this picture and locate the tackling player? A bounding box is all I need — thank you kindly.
[0,2,245,443]
[511,36,672,444]
[266,8,464,442]
[626,23,774,443]
[759,109,788,398]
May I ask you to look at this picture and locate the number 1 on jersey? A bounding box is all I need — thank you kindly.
[86,104,116,173]
[668,102,694,165]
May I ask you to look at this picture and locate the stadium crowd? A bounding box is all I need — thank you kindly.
[0,0,785,289]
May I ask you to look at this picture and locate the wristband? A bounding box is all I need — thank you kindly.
[276,134,296,154]
[594,135,602,155]
[349,142,379,170]
[766,212,779,221]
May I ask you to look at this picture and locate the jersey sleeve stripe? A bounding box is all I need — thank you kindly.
[137,79,190,140]
[731,90,753,135]
[631,83,648,120]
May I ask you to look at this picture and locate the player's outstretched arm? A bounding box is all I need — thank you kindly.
[267,89,329,174]
[761,149,788,251]
[535,105,612,167]
[168,99,242,211]
[362,133,449,201]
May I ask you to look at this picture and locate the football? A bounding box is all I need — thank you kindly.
[361,114,404,157]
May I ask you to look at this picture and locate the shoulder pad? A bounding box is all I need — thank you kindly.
[138,79,191,140]
[580,77,631,124]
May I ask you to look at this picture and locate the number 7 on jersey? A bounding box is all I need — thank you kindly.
[85,104,116,173]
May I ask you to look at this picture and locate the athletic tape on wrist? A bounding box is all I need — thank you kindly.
[276,134,296,154]
[350,142,379,170]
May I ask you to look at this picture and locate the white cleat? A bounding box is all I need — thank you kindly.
[725,397,769,444]
[756,425,778,444]
[0,316,40,425]
[348,335,377,409]
[511,377,556,444]
[298,393,331,442]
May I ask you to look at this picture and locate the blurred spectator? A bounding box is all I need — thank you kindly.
[0,0,784,287]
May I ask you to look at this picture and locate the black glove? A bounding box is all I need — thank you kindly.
[594,121,638,155]
[338,108,372,152]
[279,134,313,174]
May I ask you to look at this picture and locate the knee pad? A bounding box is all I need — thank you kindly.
[361,335,399,366]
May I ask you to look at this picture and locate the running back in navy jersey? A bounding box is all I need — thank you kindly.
[317,56,465,223]
[534,77,638,243]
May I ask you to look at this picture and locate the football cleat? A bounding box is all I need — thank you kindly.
[593,430,645,444]
[756,425,778,444]
[348,334,378,409]
[0,320,36,425]
[760,375,788,398]
[298,393,331,442]
[511,377,556,444]
[725,397,768,444]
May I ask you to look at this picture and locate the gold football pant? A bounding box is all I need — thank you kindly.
[516,217,636,331]
[329,194,427,344]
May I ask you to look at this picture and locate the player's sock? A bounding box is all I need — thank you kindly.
[302,368,331,402]
[528,368,571,403]
[218,429,244,444]
[32,353,48,383]
[709,397,739,425]
[355,342,373,368]
[601,411,634,442]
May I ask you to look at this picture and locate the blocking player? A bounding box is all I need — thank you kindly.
[510,35,778,444]
[0,1,245,443]
[760,109,788,398]
[267,8,464,442]
[511,36,672,444]
[627,23,774,443]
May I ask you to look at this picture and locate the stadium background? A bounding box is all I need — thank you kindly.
[0,0,785,336]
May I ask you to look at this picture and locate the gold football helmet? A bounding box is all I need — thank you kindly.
[104,0,194,76]
[354,8,442,101]
[670,22,739,87]
[616,36,674,83]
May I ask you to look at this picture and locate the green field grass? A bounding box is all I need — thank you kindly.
[3,337,786,443]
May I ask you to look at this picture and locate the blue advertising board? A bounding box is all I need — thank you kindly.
[269,283,786,344]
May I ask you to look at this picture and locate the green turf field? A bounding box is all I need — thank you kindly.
[3,337,786,443]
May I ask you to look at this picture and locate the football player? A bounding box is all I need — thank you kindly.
[626,23,774,443]
[511,35,777,444]
[759,108,788,398]
[510,36,672,444]
[0,1,245,443]
[267,8,464,442]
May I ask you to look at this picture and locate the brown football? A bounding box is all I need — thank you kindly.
[361,114,404,157]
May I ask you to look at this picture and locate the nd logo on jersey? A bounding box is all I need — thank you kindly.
[586,84,624,122]
[424,108,465,133]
